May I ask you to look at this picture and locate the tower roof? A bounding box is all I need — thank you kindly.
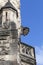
[1,0,17,11]
[0,0,18,17]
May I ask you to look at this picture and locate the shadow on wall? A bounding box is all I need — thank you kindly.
[10,21,18,39]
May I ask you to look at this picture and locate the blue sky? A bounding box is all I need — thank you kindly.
[20,0,43,65]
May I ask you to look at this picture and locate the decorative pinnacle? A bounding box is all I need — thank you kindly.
[8,0,10,2]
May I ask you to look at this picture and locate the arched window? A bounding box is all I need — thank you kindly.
[20,44,26,53]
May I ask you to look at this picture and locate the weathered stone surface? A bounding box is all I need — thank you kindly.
[0,61,17,65]
[0,0,36,65]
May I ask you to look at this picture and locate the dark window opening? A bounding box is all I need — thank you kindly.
[0,12,2,26]
[6,12,8,21]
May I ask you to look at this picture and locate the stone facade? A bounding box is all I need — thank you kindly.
[0,0,36,65]
[0,0,21,38]
[19,42,36,65]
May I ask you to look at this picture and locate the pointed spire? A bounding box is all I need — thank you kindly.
[8,0,10,2]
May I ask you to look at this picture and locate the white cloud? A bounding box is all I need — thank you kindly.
[35,45,43,65]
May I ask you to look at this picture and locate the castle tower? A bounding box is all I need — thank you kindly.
[0,0,21,38]
[0,0,36,65]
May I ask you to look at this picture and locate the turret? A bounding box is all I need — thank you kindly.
[0,0,18,29]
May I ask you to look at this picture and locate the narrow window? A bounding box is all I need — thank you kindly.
[0,11,2,26]
[6,12,8,21]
